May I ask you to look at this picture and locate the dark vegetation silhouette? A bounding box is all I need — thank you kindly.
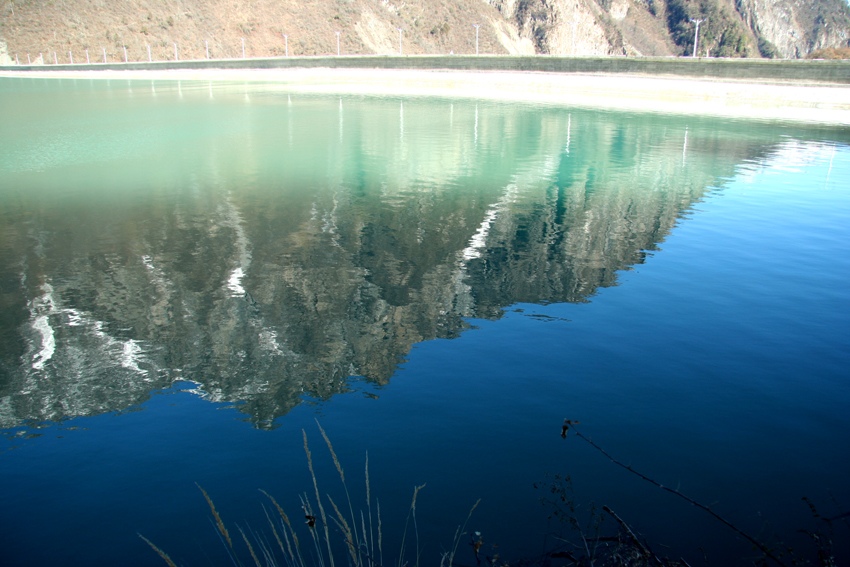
[140,420,848,566]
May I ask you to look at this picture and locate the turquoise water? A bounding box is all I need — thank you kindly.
[1,77,849,566]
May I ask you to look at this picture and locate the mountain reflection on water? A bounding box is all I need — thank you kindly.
[0,80,826,427]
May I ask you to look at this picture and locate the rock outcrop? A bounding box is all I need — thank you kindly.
[485,0,850,58]
[738,0,850,58]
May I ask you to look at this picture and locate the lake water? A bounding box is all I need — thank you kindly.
[1,76,849,566]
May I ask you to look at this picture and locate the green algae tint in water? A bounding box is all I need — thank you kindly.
[1,77,849,566]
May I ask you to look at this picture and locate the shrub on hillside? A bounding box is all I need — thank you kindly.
[758,36,781,58]
[808,46,850,59]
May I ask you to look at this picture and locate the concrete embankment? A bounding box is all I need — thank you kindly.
[2,56,850,124]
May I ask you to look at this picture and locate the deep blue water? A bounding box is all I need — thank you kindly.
[0,77,849,566]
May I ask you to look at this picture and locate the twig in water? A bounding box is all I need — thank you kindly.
[602,505,664,567]
[562,418,788,567]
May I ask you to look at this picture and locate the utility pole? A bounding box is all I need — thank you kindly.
[472,23,480,55]
[690,18,705,58]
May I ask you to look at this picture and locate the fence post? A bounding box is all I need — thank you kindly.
[102,47,107,63]
[147,44,152,62]
[69,51,73,64]
[205,40,209,59]
[174,42,178,61]
[241,37,245,58]
[123,45,128,62]
[86,49,90,64]
[53,52,57,64]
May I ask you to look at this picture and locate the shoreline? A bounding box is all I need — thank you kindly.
[3,67,850,125]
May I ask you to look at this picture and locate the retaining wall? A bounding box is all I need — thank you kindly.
[3,55,850,84]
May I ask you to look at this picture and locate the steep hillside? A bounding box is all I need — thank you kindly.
[486,0,850,58]
[1,0,849,65]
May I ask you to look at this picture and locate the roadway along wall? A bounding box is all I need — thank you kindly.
[3,56,850,84]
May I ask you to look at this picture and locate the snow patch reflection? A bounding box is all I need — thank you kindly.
[227,267,246,297]
[30,284,56,371]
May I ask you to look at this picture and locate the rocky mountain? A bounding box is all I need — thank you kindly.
[1,0,849,65]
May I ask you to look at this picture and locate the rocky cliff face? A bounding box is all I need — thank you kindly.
[485,0,850,58]
[0,0,848,64]
[738,0,850,58]
[486,0,676,55]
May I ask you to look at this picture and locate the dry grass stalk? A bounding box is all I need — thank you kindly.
[283,526,304,566]
[365,452,371,508]
[304,429,336,567]
[261,488,293,529]
[196,482,233,549]
[316,419,364,560]
[138,533,178,567]
[316,419,345,483]
[399,483,427,567]
[377,499,384,565]
[360,509,369,561]
[261,488,302,561]
[365,452,376,563]
[143,424,485,567]
[299,493,328,567]
[441,498,481,567]
[412,483,426,567]
[327,493,358,564]
[238,525,263,567]
[262,504,290,562]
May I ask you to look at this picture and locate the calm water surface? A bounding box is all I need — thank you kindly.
[1,77,849,566]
